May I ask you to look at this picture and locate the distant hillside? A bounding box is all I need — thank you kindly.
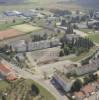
[58,0,99,10]
[0,0,33,4]
[76,0,99,9]
[0,0,63,4]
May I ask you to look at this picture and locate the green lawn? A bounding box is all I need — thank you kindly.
[27,79,56,100]
[12,24,42,33]
[80,29,94,34]
[88,33,99,43]
[0,80,10,91]
[0,79,56,100]
[70,46,98,62]
[0,19,24,31]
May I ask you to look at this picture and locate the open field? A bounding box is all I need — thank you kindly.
[80,29,94,34]
[0,19,24,31]
[61,46,98,62]
[12,24,42,33]
[70,46,98,62]
[0,80,10,91]
[0,29,24,40]
[88,33,99,43]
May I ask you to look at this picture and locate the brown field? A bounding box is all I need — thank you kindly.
[0,29,24,40]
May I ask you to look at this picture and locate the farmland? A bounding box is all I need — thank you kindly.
[11,24,42,33]
[0,19,24,31]
[0,29,24,40]
[0,23,42,40]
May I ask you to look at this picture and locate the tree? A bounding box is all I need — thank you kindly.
[89,74,98,81]
[71,79,83,92]
[31,84,39,97]
[66,24,73,34]
[12,19,16,23]
[59,50,64,57]
[63,45,70,55]
[61,19,67,26]
[73,24,78,29]
[43,72,48,80]
[57,29,61,34]
[43,33,48,40]
[89,9,94,18]
[83,77,90,85]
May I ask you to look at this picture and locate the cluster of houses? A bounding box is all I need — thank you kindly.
[88,19,99,29]
[53,57,99,100]
[3,9,52,18]
[73,81,99,100]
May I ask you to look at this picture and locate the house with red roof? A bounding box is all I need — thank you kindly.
[0,63,17,81]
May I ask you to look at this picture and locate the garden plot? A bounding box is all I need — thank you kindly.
[11,24,42,33]
[0,29,23,40]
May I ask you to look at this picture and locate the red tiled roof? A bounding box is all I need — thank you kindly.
[0,64,11,73]
[82,84,95,95]
[74,91,85,98]
[6,73,17,81]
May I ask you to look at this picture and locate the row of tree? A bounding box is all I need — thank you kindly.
[60,36,94,56]
[32,33,48,42]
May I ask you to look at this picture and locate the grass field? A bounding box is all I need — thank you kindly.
[80,29,94,34]
[88,33,99,43]
[12,24,42,33]
[67,46,98,62]
[0,19,24,31]
[0,79,56,100]
[0,80,10,91]
[65,46,98,62]
[28,79,56,100]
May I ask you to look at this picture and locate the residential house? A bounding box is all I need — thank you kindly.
[0,62,17,81]
[74,91,85,100]
[53,71,74,92]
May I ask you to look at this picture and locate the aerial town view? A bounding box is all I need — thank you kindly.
[0,0,99,100]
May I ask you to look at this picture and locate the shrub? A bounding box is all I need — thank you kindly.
[30,84,40,97]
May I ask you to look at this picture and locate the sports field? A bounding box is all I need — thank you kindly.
[11,24,42,33]
[0,29,24,40]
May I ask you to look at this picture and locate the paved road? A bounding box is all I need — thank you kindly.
[57,26,88,37]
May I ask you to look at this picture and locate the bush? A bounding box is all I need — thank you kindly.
[59,50,64,57]
[71,79,83,92]
[30,84,40,97]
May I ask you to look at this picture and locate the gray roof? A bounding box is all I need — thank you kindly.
[74,59,99,76]
[9,39,60,52]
